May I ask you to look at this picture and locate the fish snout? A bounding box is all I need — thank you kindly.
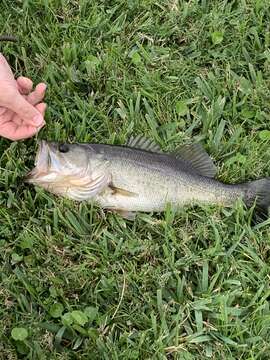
[24,140,50,183]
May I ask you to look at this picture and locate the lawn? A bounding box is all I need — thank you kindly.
[1,0,270,358]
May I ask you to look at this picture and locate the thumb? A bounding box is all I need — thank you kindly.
[8,93,45,126]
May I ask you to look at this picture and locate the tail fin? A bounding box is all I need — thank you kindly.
[245,178,270,221]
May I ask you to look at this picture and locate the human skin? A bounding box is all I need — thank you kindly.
[0,53,47,141]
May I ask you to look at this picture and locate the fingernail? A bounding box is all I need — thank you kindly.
[33,114,44,126]
[39,83,47,91]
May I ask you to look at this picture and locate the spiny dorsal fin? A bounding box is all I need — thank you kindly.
[126,135,162,153]
[174,143,217,178]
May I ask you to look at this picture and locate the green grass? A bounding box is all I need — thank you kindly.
[1,0,270,358]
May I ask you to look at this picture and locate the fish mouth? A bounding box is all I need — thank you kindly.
[24,140,50,182]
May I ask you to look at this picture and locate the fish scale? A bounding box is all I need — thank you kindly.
[94,146,244,212]
[25,137,270,221]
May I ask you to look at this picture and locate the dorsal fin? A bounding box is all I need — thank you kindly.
[126,135,162,153]
[173,143,217,178]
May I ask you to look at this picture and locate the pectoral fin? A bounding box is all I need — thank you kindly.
[109,184,138,197]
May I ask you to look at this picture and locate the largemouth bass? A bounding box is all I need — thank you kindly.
[25,136,270,220]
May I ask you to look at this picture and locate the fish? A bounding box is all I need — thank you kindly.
[25,136,270,221]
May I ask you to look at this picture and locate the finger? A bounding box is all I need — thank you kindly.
[6,94,45,127]
[31,103,47,132]
[0,121,40,141]
[16,76,33,95]
[7,103,46,127]
[35,102,47,117]
[14,125,41,140]
[26,83,47,106]
[11,115,22,126]
[0,105,7,116]
[0,53,14,81]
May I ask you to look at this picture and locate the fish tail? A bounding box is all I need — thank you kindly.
[245,178,270,221]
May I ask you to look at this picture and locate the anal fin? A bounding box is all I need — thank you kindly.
[113,209,137,220]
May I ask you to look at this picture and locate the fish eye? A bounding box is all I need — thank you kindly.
[58,144,69,153]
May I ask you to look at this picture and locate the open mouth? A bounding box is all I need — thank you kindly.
[24,140,50,182]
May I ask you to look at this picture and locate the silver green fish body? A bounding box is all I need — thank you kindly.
[25,139,270,218]
[92,144,245,212]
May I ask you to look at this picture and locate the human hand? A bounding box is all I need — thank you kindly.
[0,53,47,141]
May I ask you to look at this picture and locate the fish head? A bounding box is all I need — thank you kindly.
[26,140,91,180]
[25,140,108,199]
